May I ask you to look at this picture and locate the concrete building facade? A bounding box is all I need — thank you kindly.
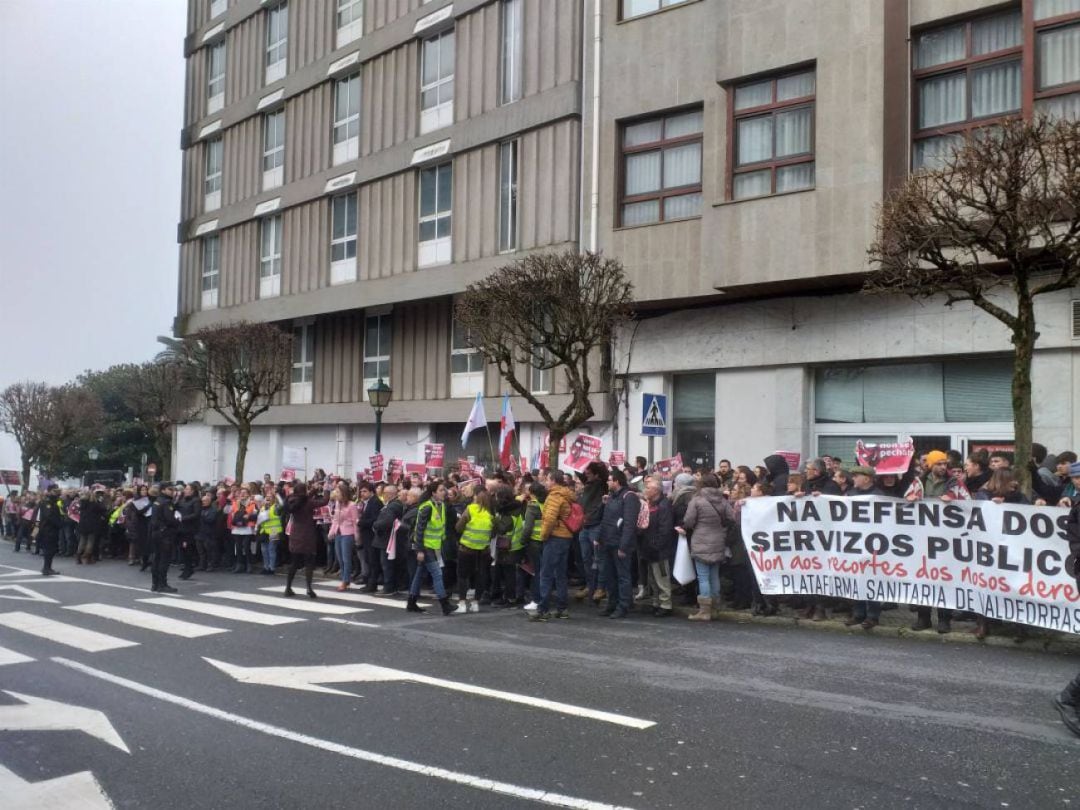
[174,0,1080,481]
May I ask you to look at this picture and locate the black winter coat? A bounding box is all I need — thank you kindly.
[372,499,404,548]
[763,455,790,496]
[639,495,675,562]
[149,496,179,543]
[600,487,639,554]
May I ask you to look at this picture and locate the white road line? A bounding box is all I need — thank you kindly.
[321,617,382,629]
[0,565,151,592]
[204,590,371,615]
[289,585,429,610]
[0,612,138,652]
[65,603,229,639]
[138,597,304,626]
[0,645,33,666]
[53,656,638,810]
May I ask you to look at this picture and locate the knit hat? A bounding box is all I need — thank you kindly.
[1069,462,1080,478]
[925,450,948,467]
[674,473,694,489]
[850,465,876,477]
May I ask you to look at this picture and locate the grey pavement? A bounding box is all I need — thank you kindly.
[0,541,1078,809]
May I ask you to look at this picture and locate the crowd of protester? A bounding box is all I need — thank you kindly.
[2,443,1079,635]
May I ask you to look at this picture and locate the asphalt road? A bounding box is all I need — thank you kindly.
[1,543,1078,810]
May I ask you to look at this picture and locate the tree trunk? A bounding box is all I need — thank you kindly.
[21,454,31,492]
[547,430,564,473]
[154,429,172,481]
[1011,299,1037,496]
[235,423,251,483]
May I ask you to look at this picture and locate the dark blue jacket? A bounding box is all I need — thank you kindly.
[600,486,639,554]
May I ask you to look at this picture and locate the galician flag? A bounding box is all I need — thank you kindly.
[461,392,487,449]
[499,394,516,468]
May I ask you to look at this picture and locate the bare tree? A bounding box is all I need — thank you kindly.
[116,361,202,479]
[0,381,51,487]
[36,385,106,479]
[456,250,634,466]
[161,322,292,481]
[867,117,1080,492]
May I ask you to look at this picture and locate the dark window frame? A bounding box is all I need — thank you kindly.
[617,106,704,227]
[727,67,816,200]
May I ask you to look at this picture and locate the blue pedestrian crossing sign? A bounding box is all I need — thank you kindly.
[641,393,667,437]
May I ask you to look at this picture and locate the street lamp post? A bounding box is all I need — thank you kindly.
[88,448,100,463]
[366,378,393,454]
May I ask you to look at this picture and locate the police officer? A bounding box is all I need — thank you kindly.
[149,484,180,593]
[36,485,63,576]
[1055,462,1080,737]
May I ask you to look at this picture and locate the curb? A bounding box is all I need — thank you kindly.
[669,605,1080,655]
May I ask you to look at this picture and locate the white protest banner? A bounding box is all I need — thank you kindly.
[282,446,305,469]
[743,495,1080,634]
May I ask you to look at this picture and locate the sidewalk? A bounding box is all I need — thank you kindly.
[667,599,1080,656]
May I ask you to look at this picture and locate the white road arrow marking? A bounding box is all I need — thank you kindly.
[0,585,59,604]
[203,658,656,730]
[54,656,638,810]
[0,690,130,752]
[0,763,114,810]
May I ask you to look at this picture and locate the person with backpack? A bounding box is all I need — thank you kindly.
[599,469,640,619]
[528,470,579,622]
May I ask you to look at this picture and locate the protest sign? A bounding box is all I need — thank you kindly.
[856,438,915,476]
[369,453,384,471]
[608,451,626,468]
[774,451,801,473]
[279,469,296,482]
[563,434,603,472]
[743,495,1080,634]
[371,467,385,483]
[424,443,445,469]
[457,458,474,477]
[388,458,404,484]
[653,454,683,478]
[405,463,426,476]
[0,470,21,486]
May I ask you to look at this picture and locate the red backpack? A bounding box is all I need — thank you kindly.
[564,501,585,533]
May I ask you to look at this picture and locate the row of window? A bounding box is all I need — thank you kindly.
[202,0,524,134]
[616,1,1080,227]
[199,142,519,305]
[286,314,551,405]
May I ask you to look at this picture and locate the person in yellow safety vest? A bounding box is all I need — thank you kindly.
[406,481,455,615]
[520,482,548,610]
[258,484,284,575]
[453,486,495,615]
[490,484,526,608]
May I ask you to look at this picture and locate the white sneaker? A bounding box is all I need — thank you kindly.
[453,601,469,615]
[523,601,539,611]
[468,601,480,613]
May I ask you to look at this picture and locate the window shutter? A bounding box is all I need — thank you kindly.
[1071,300,1080,339]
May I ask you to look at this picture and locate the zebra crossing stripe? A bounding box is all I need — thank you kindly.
[138,597,305,625]
[0,645,34,666]
[0,611,138,652]
[65,603,228,638]
[202,591,371,615]
[281,585,428,610]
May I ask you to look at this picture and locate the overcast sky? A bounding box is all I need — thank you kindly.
[0,0,185,471]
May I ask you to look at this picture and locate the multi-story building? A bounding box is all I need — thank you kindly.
[174,0,1080,481]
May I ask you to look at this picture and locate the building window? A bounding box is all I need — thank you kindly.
[498,140,518,252]
[204,138,222,212]
[262,110,285,190]
[530,342,551,394]
[363,313,392,388]
[336,0,364,48]
[330,194,357,285]
[451,318,483,398]
[260,215,282,299]
[500,0,523,105]
[418,161,452,267]
[207,42,225,114]
[333,73,360,165]
[673,373,715,471]
[620,108,702,226]
[1035,1,1080,119]
[621,0,691,19]
[420,29,455,133]
[265,3,288,84]
[210,0,227,19]
[731,68,815,199]
[912,10,1022,168]
[291,323,314,404]
[201,235,220,310]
